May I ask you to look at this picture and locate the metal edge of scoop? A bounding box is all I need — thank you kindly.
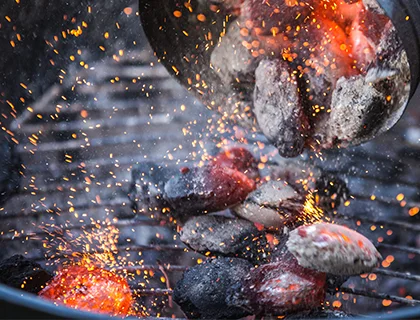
[377,0,420,97]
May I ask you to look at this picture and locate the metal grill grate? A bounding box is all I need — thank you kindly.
[1,39,420,318]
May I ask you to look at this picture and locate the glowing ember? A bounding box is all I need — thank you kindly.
[213,147,260,181]
[287,222,382,275]
[39,264,133,317]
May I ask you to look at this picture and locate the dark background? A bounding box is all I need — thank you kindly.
[0,0,139,127]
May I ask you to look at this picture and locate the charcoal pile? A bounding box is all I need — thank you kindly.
[128,147,381,318]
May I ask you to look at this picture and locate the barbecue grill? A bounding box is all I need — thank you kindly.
[1,0,420,319]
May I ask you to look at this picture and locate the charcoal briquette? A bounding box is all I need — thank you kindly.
[229,256,326,316]
[233,180,304,230]
[287,223,382,275]
[164,165,255,217]
[0,255,52,294]
[173,257,252,319]
[254,59,308,158]
[180,215,270,263]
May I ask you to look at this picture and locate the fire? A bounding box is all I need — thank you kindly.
[40,220,147,317]
[240,0,383,80]
[300,192,324,224]
[39,264,133,317]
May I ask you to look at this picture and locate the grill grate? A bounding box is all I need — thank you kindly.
[1,38,420,318]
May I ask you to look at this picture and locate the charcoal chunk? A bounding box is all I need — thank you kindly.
[228,257,326,316]
[287,223,382,275]
[0,133,21,207]
[128,162,178,214]
[314,22,410,149]
[180,215,270,263]
[213,147,260,181]
[173,257,252,319]
[164,165,255,217]
[233,180,304,230]
[0,255,52,293]
[254,59,308,158]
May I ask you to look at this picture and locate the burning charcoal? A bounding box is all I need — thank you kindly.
[210,21,259,87]
[233,180,304,230]
[39,264,133,317]
[128,161,177,215]
[173,257,252,319]
[0,255,52,294]
[314,20,410,149]
[284,308,354,319]
[0,133,22,207]
[210,21,259,130]
[286,223,382,275]
[314,173,349,211]
[213,147,260,181]
[313,67,404,148]
[180,215,270,263]
[254,59,308,158]
[164,165,256,217]
[228,256,326,315]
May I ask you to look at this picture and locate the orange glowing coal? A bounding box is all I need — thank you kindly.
[240,0,387,81]
[39,265,133,317]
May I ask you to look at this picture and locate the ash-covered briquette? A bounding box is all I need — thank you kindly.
[313,21,410,149]
[173,257,252,319]
[164,165,255,217]
[0,255,52,294]
[128,162,178,215]
[180,215,270,263]
[0,133,22,207]
[228,256,326,316]
[287,223,382,276]
[254,59,308,158]
[233,180,304,230]
[284,308,353,319]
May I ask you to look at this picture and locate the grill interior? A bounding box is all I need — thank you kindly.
[1,21,420,319]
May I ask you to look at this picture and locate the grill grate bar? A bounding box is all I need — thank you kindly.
[116,265,420,292]
[0,218,172,242]
[334,213,420,232]
[373,269,420,282]
[2,209,420,239]
[115,265,187,273]
[126,284,420,307]
[377,243,420,255]
[130,287,420,306]
[340,287,420,305]
[19,113,205,135]
[324,168,420,191]
[132,288,172,296]
[32,244,187,262]
[16,131,185,153]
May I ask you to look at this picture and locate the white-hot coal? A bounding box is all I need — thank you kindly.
[233,180,304,230]
[286,223,382,275]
